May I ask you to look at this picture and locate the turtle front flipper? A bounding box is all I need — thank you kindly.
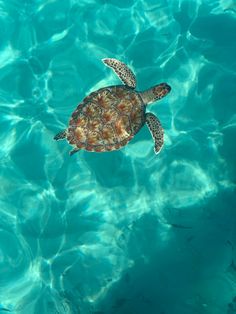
[145,113,164,154]
[54,129,67,141]
[102,58,136,89]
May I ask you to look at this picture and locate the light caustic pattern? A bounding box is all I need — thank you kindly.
[0,0,236,313]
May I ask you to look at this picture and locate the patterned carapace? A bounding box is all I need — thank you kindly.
[67,86,145,152]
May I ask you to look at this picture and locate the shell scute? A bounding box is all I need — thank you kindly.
[117,101,133,114]
[130,107,143,133]
[75,127,87,142]
[76,116,88,127]
[102,108,118,124]
[102,126,116,144]
[83,102,101,118]
[87,131,101,146]
[92,90,116,109]
[89,118,101,132]
[67,133,77,145]
[114,116,131,140]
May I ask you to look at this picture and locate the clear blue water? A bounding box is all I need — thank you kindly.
[0,0,236,313]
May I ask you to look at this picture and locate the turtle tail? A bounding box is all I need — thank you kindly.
[54,129,67,141]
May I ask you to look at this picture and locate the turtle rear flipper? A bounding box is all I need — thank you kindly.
[54,130,67,141]
[69,147,80,156]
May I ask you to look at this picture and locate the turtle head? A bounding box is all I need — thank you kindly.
[152,83,171,101]
[140,83,171,105]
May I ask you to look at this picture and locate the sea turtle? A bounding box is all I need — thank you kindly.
[54,58,171,155]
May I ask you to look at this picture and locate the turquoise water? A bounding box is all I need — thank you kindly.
[0,0,236,313]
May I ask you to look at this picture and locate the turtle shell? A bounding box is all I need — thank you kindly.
[67,85,146,152]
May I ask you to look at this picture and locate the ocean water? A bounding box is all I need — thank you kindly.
[0,0,236,313]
